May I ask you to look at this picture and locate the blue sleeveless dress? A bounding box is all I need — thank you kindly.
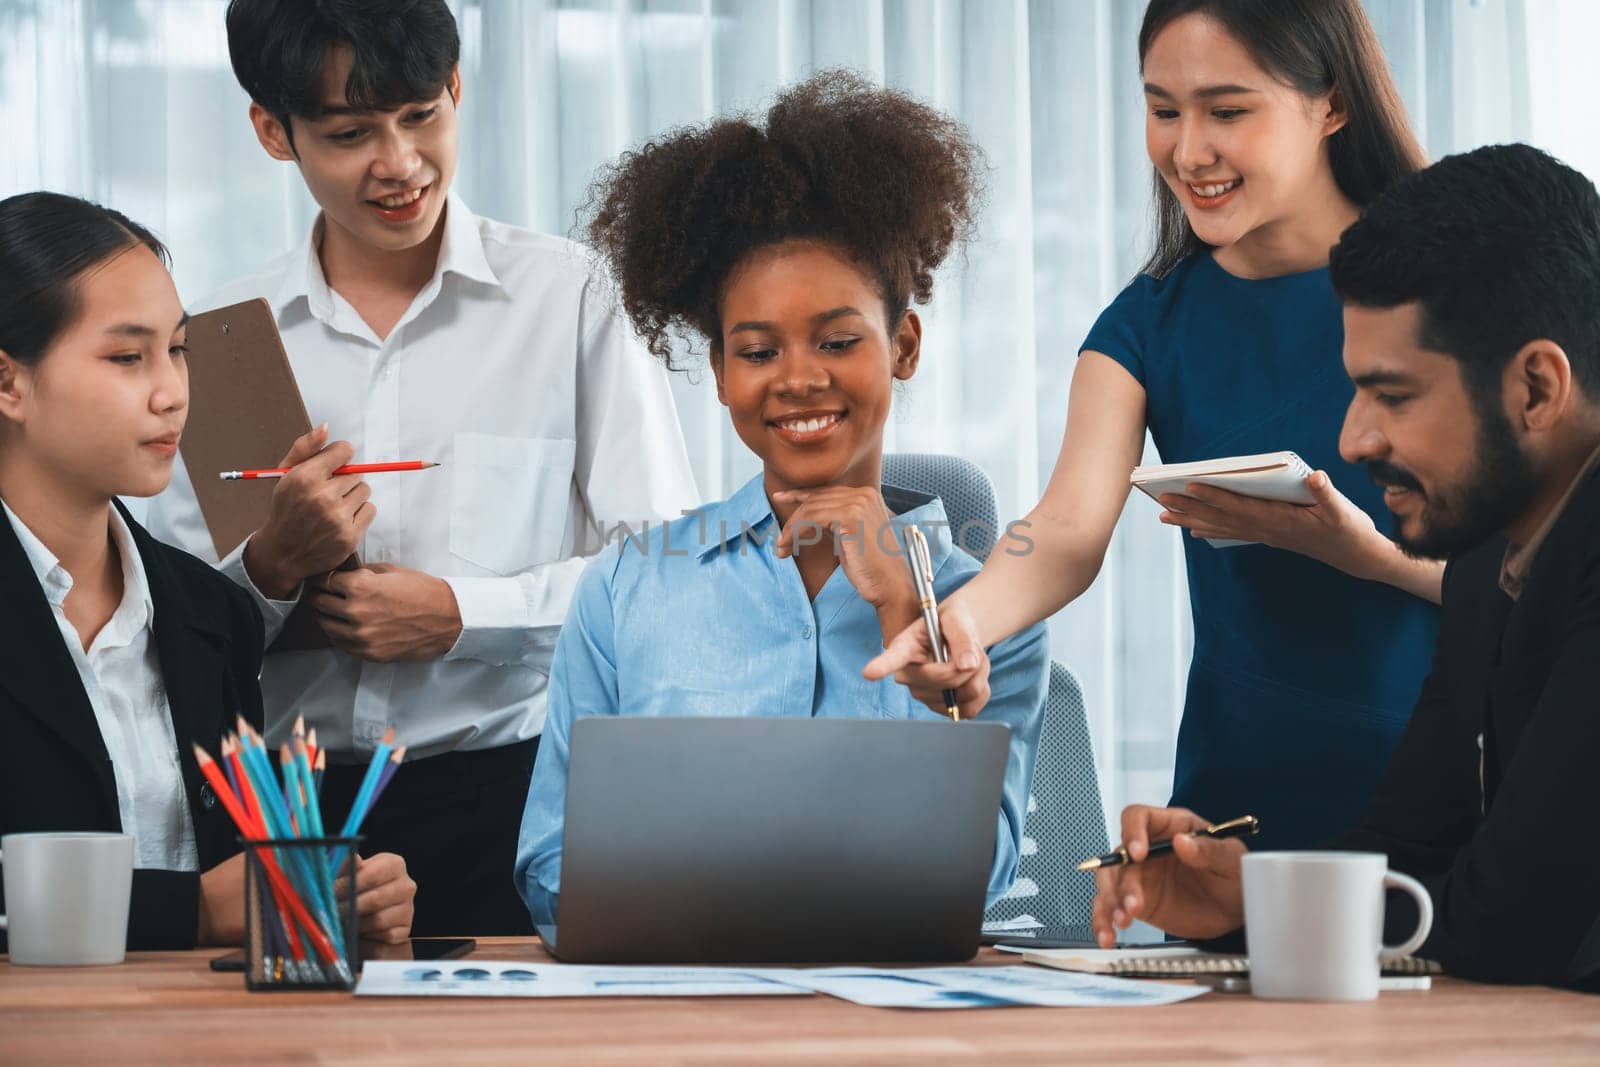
[1082,252,1440,850]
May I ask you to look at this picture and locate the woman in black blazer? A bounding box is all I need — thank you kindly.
[0,192,414,951]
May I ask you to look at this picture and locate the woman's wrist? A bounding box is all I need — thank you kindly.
[942,584,995,649]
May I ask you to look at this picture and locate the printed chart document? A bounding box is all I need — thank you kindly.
[779,966,1206,1009]
[356,962,807,998]
[356,961,1207,1009]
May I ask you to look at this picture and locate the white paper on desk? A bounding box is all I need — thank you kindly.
[354,961,811,998]
[776,966,1207,1009]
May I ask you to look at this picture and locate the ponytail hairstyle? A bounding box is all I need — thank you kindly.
[0,191,169,367]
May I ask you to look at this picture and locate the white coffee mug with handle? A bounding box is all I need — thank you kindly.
[1242,851,1433,1001]
[0,832,134,965]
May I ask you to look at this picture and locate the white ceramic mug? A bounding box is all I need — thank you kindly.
[0,832,134,965]
[1242,851,1432,1001]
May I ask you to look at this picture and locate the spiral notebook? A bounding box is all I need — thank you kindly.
[1022,946,1441,978]
[1130,450,1315,548]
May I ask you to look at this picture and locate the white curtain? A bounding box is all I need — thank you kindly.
[1,0,1579,829]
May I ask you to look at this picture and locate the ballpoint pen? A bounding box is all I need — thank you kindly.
[902,525,961,722]
[1075,814,1261,870]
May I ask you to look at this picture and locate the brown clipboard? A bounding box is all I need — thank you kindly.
[178,298,356,652]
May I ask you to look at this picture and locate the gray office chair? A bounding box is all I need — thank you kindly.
[880,453,1110,925]
[985,662,1110,926]
[883,452,1001,561]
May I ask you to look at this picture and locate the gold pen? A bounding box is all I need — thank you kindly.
[902,526,960,721]
[1075,815,1261,871]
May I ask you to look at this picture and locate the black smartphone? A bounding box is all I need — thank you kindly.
[208,937,476,972]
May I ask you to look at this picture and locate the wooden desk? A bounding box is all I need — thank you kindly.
[3,939,1596,1064]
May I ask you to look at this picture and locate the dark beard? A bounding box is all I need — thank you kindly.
[1390,399,1539,560]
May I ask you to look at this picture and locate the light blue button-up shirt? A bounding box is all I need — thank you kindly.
[514,474,1049,925]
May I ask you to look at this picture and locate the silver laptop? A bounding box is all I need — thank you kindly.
[539,717,1011,964]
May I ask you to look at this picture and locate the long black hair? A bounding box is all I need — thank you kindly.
[0,191,168,366]
[1138,0,1425,278]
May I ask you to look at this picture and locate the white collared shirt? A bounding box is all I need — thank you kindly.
[146,196,699,759]
[2,500,198,871]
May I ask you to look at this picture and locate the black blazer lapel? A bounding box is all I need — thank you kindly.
[120,502,227,821]
[0,502,118,810]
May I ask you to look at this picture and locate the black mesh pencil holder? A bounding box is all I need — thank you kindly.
[241,836,362,991]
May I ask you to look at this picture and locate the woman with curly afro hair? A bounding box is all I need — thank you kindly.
[514,71,1049,928]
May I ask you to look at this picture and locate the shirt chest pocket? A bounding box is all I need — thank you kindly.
[450,433,577,575]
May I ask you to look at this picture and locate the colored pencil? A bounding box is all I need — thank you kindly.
[288,717,308,832]
[222,735,308,964]
[364,746,406,816]
[235,723,291,836]
[255,737,335,933]
[225,731,311,953]
[242,730,345,968]
[338,726,395,838]
[223,736,265,837]
[219,460,438,481]
[193,744,254,831]
[292,737,323,836]
[281,745,344,946]
[220,737,292,969]
[219,739,242,802]
[331,727,395,867]
[233,734,319,973]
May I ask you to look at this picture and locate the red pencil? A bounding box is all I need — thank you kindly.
[222,737,262,836]
[223,738,307,963]
[194,743,254,832]
[219,460,438,481]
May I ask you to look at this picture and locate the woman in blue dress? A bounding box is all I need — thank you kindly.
[871,0,1440,851]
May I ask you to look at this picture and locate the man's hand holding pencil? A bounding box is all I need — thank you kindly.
[241,424,374,600]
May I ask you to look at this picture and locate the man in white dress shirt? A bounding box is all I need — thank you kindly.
[147,0,699,935]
